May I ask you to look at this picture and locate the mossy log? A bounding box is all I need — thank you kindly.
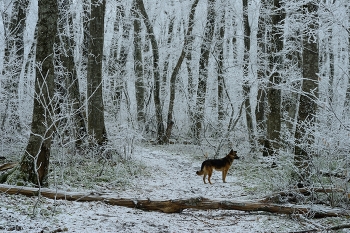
[0,184,348,217]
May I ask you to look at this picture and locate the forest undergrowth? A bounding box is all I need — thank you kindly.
[2,134,348,207]
[2,135,350,232]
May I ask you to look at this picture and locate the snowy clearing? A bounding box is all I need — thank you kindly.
[1,144,349,232]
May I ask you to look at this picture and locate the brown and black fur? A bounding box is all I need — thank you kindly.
[196,149,239,184]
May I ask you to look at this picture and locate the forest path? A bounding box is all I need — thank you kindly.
[118,145,247,200]
[0,144,336,232]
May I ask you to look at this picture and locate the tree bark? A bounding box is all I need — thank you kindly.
[14,0,58,187]
[161,17,175,100]
[283,7,302,137]
[0,184,348,217]
[186,14,196,138]
[242,0,255,149]
[87,0,107,146]
[264,0,284,156]
[293,3,319,186]
[215,6,225,123]
[132,1,146,125]
[255,0,268,149]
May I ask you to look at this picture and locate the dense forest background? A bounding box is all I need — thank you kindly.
[0,0,350,204]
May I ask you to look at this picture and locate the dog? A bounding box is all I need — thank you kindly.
[196,149,239,184]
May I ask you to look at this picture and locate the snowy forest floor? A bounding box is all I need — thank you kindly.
[1,142,349,232]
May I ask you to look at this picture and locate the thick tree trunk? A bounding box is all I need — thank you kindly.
[264,0,284,156]
[15,0,58,187]
[293,3,319,186]
[87,0,107,146]
[0,184,348,218]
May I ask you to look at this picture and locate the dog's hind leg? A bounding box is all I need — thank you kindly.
[222,169,227,183]
[203,174,207,184]
[208,170,213,184]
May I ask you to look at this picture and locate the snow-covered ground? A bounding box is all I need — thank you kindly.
[0,144,349,232]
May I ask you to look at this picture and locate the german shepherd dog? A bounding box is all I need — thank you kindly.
[196,149,239,184]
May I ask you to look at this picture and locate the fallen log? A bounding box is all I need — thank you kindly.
[0,163,18,183]
[0,184,348,217]
[0,162,17,171]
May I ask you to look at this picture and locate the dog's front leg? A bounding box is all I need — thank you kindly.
[222,170,227,183]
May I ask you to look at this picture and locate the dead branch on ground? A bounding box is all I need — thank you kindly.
[0,184,348,217]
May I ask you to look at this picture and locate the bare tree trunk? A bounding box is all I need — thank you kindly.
[255,1,268,149]
[194,0,216,142]
[163,0,199,143]
[132,1,145,125]
[14,0,58,187]
[107,5,121,115]
[242,0,254,149]
[135,0,164,143]
[108,3,131,116]
[215,6,225,123]
[264,0,284,156]
[293,3,319,187]
[161,17,175,101]
[82,0,90,62]
[116,5,131,113]
[87,0,107,146]
[58,0,86,149]
[284,69,301,136]
[1,0,29,133]
[186,22,196,138]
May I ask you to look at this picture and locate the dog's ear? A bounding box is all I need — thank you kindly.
[229,149,238,157]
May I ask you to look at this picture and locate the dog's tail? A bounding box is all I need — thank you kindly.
[196,163,205,175]
[196,170,204,175]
